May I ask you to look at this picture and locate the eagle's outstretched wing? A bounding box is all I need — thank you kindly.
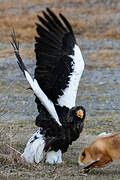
[11,30,61,126]
[34,8,84,112]
[11,8,84,130]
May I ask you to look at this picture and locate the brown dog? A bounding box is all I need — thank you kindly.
[78,133,120,173]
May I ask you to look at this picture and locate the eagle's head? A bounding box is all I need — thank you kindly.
[75,106,86,121]
[68,106,86,123]
[60,106,86,145]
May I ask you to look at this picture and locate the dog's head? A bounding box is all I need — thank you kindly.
[78,140,104,167]
[78,147,94,166]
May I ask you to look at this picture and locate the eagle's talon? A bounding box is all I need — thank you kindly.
[62,161,67,165]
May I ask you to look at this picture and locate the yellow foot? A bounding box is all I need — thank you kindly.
[62,161,67,165]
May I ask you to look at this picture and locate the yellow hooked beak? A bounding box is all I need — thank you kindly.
[77,109,84,119]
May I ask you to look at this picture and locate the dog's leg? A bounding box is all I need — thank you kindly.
[83,154,112,173]
[83,160,99,173]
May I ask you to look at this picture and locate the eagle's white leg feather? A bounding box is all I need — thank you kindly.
[21,129,45,163]
[45,150,62,164]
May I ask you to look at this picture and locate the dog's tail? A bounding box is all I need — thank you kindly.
[97,132,112,138]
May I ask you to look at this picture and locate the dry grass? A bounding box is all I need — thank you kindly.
[1,122,120,180]
[1,0,120,62]
[1,0,120,179]
[0,13,37,43]
[86,49,120,68]
[0,46,34,60]
[0,0,120,44]
[105,26,120,39]
[0,117,87,180]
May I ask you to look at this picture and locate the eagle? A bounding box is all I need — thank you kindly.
[11,8,86,164]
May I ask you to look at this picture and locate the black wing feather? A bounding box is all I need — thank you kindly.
[36,23,61,44]
[34,8,76,114]
[42,11,66,36]
[46,8,67,32]
[37,15,62,37]
[59,13,75,37]
[11,31,27,75]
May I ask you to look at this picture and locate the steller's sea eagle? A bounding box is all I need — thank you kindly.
[11,8,86,164]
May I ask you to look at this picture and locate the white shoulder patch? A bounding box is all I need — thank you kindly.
[57,44,84,108]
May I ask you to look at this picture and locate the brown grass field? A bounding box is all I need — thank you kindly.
[1,0,120,179]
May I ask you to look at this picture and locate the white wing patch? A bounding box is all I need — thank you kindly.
[24,71,62,126]
[57,44,84,108]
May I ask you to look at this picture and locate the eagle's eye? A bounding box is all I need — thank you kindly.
[76,109,84,119]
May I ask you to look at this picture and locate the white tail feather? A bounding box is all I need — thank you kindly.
[98,132,112,138]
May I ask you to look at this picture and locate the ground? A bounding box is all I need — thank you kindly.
[0,0,120,179]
